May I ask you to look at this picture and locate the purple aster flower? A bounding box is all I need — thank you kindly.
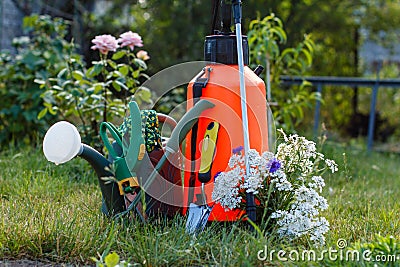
[213,171,222,181]
[232,146,243,154]
[268,158,281,173]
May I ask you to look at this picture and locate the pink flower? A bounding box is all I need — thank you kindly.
[91,34,119,55]
[118,31,143,50]
[136,50,150,60]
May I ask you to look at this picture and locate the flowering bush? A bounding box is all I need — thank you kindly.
[0,15,78,146]
[212,130,338,246]
[91,34,119,54]
[38,31,151,146]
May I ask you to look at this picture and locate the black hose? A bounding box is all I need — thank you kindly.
[211,0,220,34]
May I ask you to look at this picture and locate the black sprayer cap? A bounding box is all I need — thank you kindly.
[204,34,249,65]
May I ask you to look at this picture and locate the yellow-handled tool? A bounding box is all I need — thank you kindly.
[198,122,220,183]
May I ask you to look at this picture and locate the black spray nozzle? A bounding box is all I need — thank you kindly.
[231,0,242,24]
[253,65,264,76]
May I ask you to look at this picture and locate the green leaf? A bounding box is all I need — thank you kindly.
[71,89,81,97]
[62,80,74,88]
[119,65,129,76]
[52,85,63,91]
[136,87,152,102]
[93,83,104,93]
[72,70,85,81]
[44,102,57,115]
[115,80,128,90]
[134,58,147,69]
[112,81,121,92]
[107,60,117,69]
[37,108,47,119]
[57,68,68,79]
[112,71,124,78]
[112,50,126,60]
[300,49,312,66]
[21,51,46,70]
[88,62,104,77]
[104,252,119,267]
[34,79,46,85]
[249,19,260,30]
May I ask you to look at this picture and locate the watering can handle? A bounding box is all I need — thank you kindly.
[100,122,123,159]
[166,99,215,153]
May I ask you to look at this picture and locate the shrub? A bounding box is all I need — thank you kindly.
[0,15,76,147]
[247,13,320,132]
[38,31,151,147]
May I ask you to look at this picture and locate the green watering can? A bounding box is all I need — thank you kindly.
[43,99,215,218]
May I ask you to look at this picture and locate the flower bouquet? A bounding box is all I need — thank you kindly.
[212,130,338,246]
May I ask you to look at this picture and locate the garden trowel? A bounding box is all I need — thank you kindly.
[186,121,219,234]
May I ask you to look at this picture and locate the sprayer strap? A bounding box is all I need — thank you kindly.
[188,71,209,206]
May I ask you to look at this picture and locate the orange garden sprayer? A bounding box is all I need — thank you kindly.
[184,0,269,233]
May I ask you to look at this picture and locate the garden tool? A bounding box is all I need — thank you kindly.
[232,0,256,223]
[42,99,198,218]
[186,121,220,234]
[120,99,216,219]
[97,101,147,219]
[184,0,269,223]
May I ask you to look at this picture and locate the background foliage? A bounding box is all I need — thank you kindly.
[0,14,150,148]
[79,0,400,140]
[0,15,74,147]
[38,27,151,147]
[247,13,319,132]
[1,0,400,146]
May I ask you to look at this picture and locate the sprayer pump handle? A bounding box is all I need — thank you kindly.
[231,0,242,24]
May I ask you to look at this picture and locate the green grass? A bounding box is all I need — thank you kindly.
[0,144,400,266]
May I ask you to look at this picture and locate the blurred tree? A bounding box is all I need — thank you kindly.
[79,1,400,76]
[80,0,400,138]
[5,0,400,141]
[83,0,210,73]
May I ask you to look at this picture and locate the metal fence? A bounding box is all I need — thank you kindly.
[280,75,400,152]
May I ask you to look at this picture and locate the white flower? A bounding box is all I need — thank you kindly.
[241,172,263,194]
[212,168,243,210]
[309,176,325,193]
[262,151,275,161]
[271,183,330,246]
[211,129,334,247]
[247,149,263,166]
[295,186,329,211]
[325,159,338,173]
[228,153,244,168]
[270,170,292,191]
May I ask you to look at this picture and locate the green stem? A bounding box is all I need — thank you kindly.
[100,53,108,122]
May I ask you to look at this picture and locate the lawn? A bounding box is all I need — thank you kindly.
[0,142,399,266]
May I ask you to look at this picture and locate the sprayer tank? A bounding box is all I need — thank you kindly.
[184,34,269,221]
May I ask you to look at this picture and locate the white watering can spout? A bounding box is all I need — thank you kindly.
[43,121,83,165]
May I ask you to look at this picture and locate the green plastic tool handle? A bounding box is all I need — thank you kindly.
[100,122,123,159]
[124,101,146,172]
[125,99,216,212]
[166,99,215,153]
